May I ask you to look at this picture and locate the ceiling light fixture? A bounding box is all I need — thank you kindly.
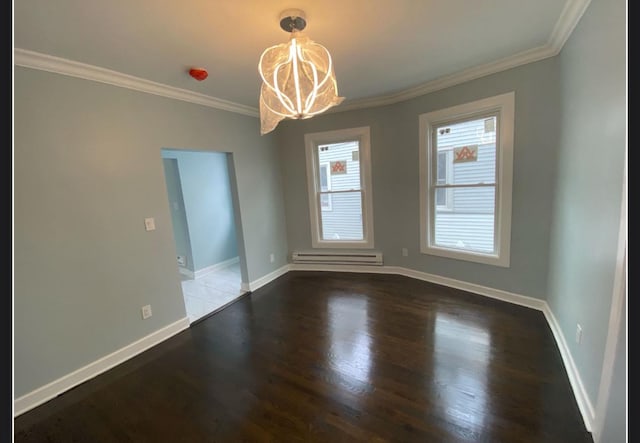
[258,9,344,135]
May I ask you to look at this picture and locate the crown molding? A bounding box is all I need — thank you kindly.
[332,0,592,113]
[334,45,557,113]
[14,0,590,117]
[13,48,259,118]
[548,0,592,52]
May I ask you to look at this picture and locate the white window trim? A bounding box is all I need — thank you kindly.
[419,92,514,267]
[305,126,374,249]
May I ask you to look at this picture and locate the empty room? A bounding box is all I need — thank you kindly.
[12,0,626,442]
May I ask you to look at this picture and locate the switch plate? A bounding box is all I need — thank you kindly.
[402,248,408,257]
[144,217,156,231]
[269,253,275,263]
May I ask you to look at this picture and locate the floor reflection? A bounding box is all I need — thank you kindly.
[327,296,372,385]
[432,311,491,433]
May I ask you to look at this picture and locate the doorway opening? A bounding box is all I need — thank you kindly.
[161,148,247,323]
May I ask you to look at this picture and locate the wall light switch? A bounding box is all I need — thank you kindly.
[144,217,156,231]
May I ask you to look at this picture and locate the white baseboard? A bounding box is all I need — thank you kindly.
[14,262,594,433]
[542,305,595,432]
[392,266,547,311]
[288,263,546,310]
[14,317,190,417]
[179,266,194,279]
[193,256,239,279]
[241,265,291,292]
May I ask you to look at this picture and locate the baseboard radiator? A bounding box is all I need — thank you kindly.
[291,251,383,266]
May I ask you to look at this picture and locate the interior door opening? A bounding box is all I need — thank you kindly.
[161,148,248,324]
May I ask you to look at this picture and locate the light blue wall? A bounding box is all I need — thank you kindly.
[162,158,193,271]
[548,0,626,420]
[278,57,561,299]
[162,149,238,272]
[14,67,289,398]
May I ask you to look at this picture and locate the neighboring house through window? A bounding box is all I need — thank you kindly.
[305,126,374,248]
[419,92,514,267]
[436,150,453,210]
[319,163,332,211]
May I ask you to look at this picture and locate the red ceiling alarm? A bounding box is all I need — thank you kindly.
[189,68,208,81]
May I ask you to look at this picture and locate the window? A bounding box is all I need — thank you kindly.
[419,92,514,267]
[305,127,374,248]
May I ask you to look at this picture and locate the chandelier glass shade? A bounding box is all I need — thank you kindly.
[258,12,344,135]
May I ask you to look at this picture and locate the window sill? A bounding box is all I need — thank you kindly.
[421,244,510,268]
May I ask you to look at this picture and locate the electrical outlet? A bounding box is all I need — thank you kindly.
[402,248,408,257]
[177,255,186,266]
[144,217,156,231]
[141,305,152,319]
[269,253,275,263]
[575,324,582,344]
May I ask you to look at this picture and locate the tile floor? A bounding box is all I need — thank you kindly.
[180,262,246,323]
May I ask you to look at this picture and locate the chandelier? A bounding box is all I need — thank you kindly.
[258,9,344,135]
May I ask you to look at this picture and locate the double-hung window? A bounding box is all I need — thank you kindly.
[419,92,514,267]
[305,127,374,248]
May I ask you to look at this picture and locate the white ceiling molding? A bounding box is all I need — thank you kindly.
[334,45,556,113]
[335,0,592,113]
[548,0,592,52]
[13,0,590,118]
[13,49,260,118]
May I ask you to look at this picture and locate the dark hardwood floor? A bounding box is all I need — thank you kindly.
[14,271,592,442]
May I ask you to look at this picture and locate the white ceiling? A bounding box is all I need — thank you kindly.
[13,0,589,114]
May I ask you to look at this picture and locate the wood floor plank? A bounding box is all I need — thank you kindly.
[14,271,592,442]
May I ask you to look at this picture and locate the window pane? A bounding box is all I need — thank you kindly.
[436,188,446,206]
[436,151,451,208]
[437,152,447,184]
[436,117,496,185]
[320,191,363,240]
[320,193,332,211]
[434,186,495,253]
[318,142,361,191]
[319,164,328,191]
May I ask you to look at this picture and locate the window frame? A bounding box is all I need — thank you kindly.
[418,92,514,267]
[305,126,374,249]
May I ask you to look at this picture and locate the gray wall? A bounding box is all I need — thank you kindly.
[278,57,561,299]
[162,158,193,271]
[548,0,626,423]
[162,149,238,272]
[14,67,289,397]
